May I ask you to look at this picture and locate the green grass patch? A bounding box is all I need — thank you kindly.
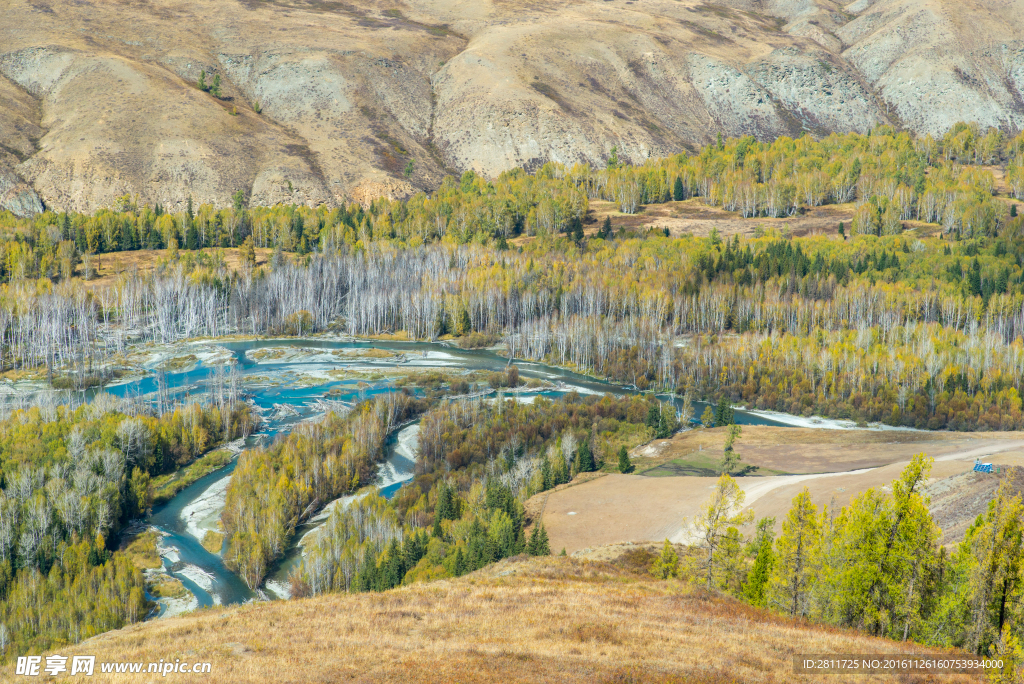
[152,448,234,505]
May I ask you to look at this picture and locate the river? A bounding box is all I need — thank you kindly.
[103,338,799,613]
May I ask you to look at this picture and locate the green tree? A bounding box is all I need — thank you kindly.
[717,526,746,595]
[577,439,595,473]
[527,523,550,556]
[241,236,256,267]
[210,73,222,98]
[700,405,715,428]
[744,532,775,607]
[816,454,938,638]
[713,397,734,426]
[601,215,612,238]
[689,474,754,588]
[617,445,632,473]
[958,480,1024,654]
[455,306,472,336]
[720,424,741,475]
[607,145,619,169]
[197,70,208,92]
[652,539,679,579]
[768,488,819,616]
[673,175,685,201]
[233,189,246,212]
[569,216,584,244]
[186,224,200,250]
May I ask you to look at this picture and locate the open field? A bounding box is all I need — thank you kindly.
[77,248,276,291]
[535,428,1024,554]
[53,555,981,684]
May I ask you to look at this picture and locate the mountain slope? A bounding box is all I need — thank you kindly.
[58,555,978,683]
[0,0,1022,214]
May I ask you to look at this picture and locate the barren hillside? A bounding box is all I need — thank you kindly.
[0,0,1022,215]
[49,555,980,683]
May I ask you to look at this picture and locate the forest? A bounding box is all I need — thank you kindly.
[288,391,677,597]
[0,122,1022,663]
[0,125,1020,431]
[662,457,1024,672]
[0,394,254,657]
[283,392,1022,672]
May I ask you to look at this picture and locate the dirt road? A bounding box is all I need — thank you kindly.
[538,434,1024,554]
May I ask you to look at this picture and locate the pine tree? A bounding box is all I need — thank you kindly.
[743,534,774,607]
[1012,204,1018,218]
[652,539,679,579]
[768,488,820,616]
[527,524,550,556]
[700,406,715,428]
[617,445,632,473]
[571,216,584,245]
[690,474,754,588]
[536,524,549,555]
[673,175,685,201]
[720,424,741,475]
[601,215,612,238]
[717,527,746,595]
[197,70,208,92]
[541,453,553,490]
[714,397,734,426]
[432,511,443,538]
[577,439,595,472]
[210,73,222,98]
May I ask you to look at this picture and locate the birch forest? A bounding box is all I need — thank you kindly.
[0,121,1022,665]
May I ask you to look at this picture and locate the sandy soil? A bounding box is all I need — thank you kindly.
[537,429,1024,554]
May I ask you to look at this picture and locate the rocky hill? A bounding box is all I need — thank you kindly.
[55,555,978,683]
[0,0,1022,214]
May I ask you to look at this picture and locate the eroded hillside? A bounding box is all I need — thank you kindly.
[0,0,1022,214]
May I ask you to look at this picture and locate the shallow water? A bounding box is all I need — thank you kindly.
[116,338,792,611]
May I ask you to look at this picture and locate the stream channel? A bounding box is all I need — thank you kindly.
[102,338,796,613]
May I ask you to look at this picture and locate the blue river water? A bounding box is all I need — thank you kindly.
[107,338,791,612]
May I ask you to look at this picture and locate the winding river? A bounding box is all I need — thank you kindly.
[102,338,798,613]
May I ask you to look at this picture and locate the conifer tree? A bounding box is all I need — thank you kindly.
[744,533,775,607]
[700,406,715,428]
[720,424,741,475]
[577,439,595,472]
[690,474,754,588]
[768,488,819,616]
[652,539,679,579]
[673,175,685,201]
[617,445,632,473]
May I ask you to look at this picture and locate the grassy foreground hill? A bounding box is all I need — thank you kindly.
[49,554,980,684]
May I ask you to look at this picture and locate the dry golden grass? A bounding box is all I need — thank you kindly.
[119,530,163,571]
[53,556,980,684]
[634,426,1005,474]
[200,531,225,555]
[75,248,275,291]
